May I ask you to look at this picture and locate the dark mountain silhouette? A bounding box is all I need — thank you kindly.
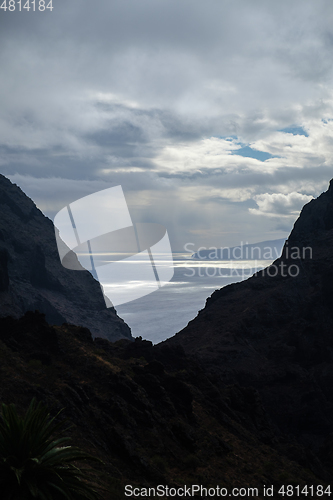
[0,311,327,499]
[166,179,333,466]
[0,174,131,341]
[1,177,333,496]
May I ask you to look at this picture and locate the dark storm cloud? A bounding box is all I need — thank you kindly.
[2,0,333,248]
[85,121,152,163]
[158,164,333,188]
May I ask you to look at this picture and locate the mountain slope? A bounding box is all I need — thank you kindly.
[0,311,326,499]
[166,179,333,462]
[0,174,131,341]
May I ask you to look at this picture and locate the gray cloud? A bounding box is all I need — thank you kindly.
[1,0,333,250]
[250,192,313,217]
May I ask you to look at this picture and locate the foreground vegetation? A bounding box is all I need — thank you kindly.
[0,398,103,499]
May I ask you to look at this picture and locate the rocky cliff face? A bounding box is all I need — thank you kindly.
[0,174,131,341]
[166,179,333,464]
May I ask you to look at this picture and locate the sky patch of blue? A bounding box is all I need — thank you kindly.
[218,135,239,141]
[231,146,276,162]
[279,126,308,137]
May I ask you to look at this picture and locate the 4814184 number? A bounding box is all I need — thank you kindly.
[0,0,53,11]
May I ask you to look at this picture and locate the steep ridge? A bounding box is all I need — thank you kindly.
[0,311,326,498]
[0,174,131,341]
[166,179,333,462]
[0,176,332,494]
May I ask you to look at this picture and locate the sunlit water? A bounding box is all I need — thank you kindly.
[114,254,272,344]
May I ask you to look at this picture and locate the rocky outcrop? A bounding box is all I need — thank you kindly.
[166,179,333,467]
[0,174,131,341]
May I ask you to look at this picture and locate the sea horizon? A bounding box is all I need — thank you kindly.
[116,253,273,344]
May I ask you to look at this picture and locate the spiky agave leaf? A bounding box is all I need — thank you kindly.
[0,399,104,499]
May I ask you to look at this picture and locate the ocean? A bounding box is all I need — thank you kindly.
[116,254,272,344]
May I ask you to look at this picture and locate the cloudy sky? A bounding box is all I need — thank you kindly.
[1,0,333,252]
